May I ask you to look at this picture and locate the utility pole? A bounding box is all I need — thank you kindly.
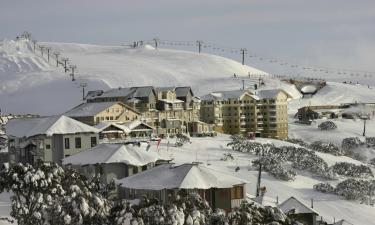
[363,116,369,136]
[32,40,37,52]
[242,79,245,90]
[153,38,159,49]
[240,48,247,65]
[256,145,265,197]
[196,40,203,53]
[80,82,87,100]
[53,52,60,67]
[62,58,69,73]
[46,47,51,62]
[39,46,45,56]
[69,65,77,81]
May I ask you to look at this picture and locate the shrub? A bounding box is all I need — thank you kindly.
[310,141,342,156]
[318,121,337,130]
[330,162,373,178]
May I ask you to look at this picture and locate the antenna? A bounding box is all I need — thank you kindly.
[80,82,88,100]
[240,48,247,65]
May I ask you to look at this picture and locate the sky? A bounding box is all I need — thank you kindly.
[1,0,375,73]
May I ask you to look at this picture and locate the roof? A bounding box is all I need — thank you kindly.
[278,197,318,215]
[94,121,153,134]
[201,90,251,101]
[256,89,287,99]
[334,219,354,225]
[131,86,154,98]
[65,102,122,117]
[117,163,247,190]
[155,87,175,92]
[85,90,104,99]
[63,143,163,166]
[5,115,99,138]
[97,87,133,98]
[175,87,193,97]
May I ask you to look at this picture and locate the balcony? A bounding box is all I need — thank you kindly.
[240,115,246,119]
[257,121,264,124]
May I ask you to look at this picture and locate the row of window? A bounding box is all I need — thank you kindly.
[64,137,97,149]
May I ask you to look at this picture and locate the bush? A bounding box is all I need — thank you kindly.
[342,137,363,151]
[330,162,373,178]
[318,121,337,130]
[366,137,375,148]
[310,141,342,156]
[313,183,335,193]
[252,155,296,181]
[335,179,371,200]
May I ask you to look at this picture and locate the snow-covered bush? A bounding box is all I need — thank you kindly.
[283,138,309,147]
[341,137,363,152]
[369,158,375,166]
[335,179,372,200]
[228,201,292,225]
[252,155,296,181]
[318,121,337,130]
[220,153,234,161]
[313,183,335,193]
[310,141,342,156]
[330,162,373,178]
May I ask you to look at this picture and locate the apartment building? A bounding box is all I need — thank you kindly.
[200,89,289,139]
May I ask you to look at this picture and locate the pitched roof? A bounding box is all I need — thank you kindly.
[175,87,193,97]
[94,121,153,134]
[117,163,247,190]
[201,90,253,101]
[256,89,289,99]
[155,87,175,92]
[5,115,98,138]
[64,102,123,117]
[131,86,154,98]
[278,197,318,215]
[97,87,133,98]
[62,143,163,166]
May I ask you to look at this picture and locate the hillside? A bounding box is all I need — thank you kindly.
[1,39,374,115]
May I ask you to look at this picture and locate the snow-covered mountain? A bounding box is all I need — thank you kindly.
[1,39,374,115]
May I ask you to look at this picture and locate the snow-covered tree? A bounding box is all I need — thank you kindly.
[0,162,113,225]
[313,183,335,193]
[318,121,337,130]
[252,155,296,181]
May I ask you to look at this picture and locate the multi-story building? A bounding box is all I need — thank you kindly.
[64,102,140,126]
[5,115,99,164]
[200,89,289,139]
[86,86,202,137]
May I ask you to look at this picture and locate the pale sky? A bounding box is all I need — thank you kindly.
[1,0,375,73]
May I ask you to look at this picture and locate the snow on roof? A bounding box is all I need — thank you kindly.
[94,121,153,134]
[278,197,318,215]
[65,102,123,117]
[155,87,175,92]
[201,90,250,101]
[301,85,317,94]
[117,163,247,190]
[63,143,163,166]
[159,99,184,103]
[5,115,99,138]
[98,87,133,98]
[334,219,354,225]
[256,89,286,99]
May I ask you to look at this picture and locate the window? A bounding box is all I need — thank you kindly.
[91,137,97,147]
[231,186,244,199]
[46,144,51,149]
[75,137,81,148]
[64,138,70,149]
